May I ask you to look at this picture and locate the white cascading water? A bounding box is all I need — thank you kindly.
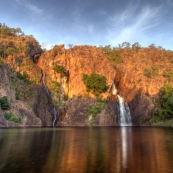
[42,71,57,127]
[117,95,132,126]
[52,107,57,127]
[111,81,132,126]
[42,71,50,97]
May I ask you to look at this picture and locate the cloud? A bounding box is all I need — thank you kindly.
[71,5,94,34]
[15,0,43,16]
[106,3,163,46]
[25,3,43,16]
[98,9,106,16]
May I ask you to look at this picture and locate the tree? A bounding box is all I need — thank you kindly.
[68,44,74,49]
[82,73,108,96]
[53,65,65,74]
[121,42,131,48]
[132,42,141,52]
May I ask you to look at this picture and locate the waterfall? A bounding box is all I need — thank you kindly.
[42,70,57,127]
[52,107,57,127]
[111,80,117,95]
[117,95,132,126]
[42,71,50,97]
[111,81,132,126]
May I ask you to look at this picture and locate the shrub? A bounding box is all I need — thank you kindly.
[87,98,106,125]
[100,46,122,67]
[108,49,122,66]
[4,111,21,123]
[0,96,10,109]
[144,69,152,78]
[17,71,32,84]
[152,84,173,122]
[152,65,159,76]
[53,65,65,74]
[144,65,158,78]
[5,47,18,56]
[4,111,14,121]
[52,81,61,92]
[82,73,108,96]
[163,70,173,82]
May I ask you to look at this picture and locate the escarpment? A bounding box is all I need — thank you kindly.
[1,24,173,127]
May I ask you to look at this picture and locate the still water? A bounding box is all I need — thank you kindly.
[0,127,173,173]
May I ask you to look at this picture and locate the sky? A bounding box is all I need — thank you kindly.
[0,0,173,50]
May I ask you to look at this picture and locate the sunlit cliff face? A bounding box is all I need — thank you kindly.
[37,45,116,99]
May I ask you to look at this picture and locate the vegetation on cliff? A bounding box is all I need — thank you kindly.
[82,73,108,96]
[87,98,106,125]
[152,84,173,123]
[0,96,10,110]
[4,111,21,123]
[0,23,42,59]
[53,65,65,74]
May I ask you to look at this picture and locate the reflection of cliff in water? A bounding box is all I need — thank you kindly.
[0,128,173,173]
[0,128,54,173]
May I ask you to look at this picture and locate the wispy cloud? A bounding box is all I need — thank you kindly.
[25,3,43,16]
[15,0,43,16]
[106,2,163,46]
[98,9,106,16]
[71,5,94,34]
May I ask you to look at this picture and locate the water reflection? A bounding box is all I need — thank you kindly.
[0,127,173,173]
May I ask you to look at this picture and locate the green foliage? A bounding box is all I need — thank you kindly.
[152,119,173,127]
[53,65,65,74]
[163,70,173,82]
[88,106,102,125]
[4,111,21,123]
[108,49,122,66]
[15,92,20,100]
[144,69,152,78]
[152,65,159,76]
[17,71,32,84]
[5,47,18,56]
[152,98,159,107]
[139,117,143,125]
[0,96,10,110]
[0,23,23,37]
[82,73,108,96]
[88,98,106,125]
[52,81,61,92]
[99,45,122,67]
[152,84,173,123]
[144,65,158,78]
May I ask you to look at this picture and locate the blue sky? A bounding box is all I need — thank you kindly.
[0,0,173,50]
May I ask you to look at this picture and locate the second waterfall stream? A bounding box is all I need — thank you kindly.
[111,81,132,126]
[42,70,57,127]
